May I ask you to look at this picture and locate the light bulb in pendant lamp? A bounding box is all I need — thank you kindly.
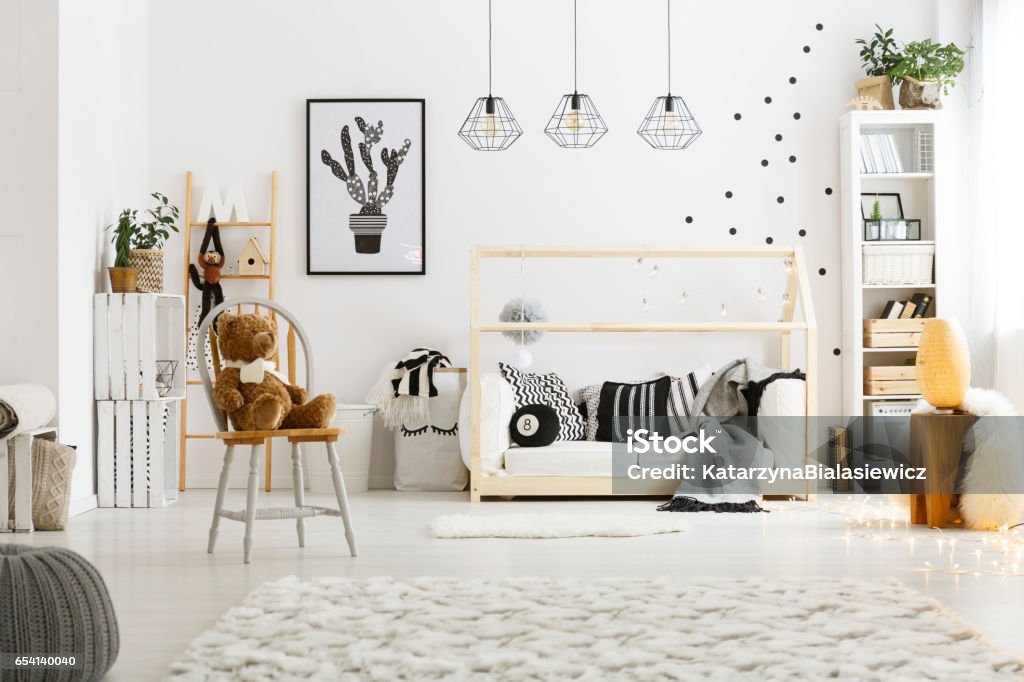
[457,0,522,151]
[637,0,702,150]
[916,318,971,410]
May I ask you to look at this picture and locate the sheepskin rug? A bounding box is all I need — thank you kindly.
[167,576,1023,681]
[430,513,688,538]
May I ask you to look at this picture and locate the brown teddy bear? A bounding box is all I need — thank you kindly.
[212,312,336,431]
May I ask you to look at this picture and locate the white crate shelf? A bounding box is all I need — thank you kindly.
[94,294,186,401]
[97,400,180,508]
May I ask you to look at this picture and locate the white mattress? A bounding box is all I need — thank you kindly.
[502,441,615,477]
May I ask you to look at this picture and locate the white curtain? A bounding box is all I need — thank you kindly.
[968,0,1024,410]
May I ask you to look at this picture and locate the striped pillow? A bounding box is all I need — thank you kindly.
[595,376,672,443]
[665,367,710,435]
[499,363,586,441]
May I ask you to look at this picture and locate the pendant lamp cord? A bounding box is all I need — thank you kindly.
[573,0,577,92]
[488,0,493,96]
[520,244,526,347]
[666,0,671,95]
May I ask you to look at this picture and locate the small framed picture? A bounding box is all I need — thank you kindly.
[307,99,425,275]
[860,193,904,220]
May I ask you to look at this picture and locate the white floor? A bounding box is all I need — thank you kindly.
[3,491,1023,680]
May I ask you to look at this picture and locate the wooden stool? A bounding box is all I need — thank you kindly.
[909,412,976,528]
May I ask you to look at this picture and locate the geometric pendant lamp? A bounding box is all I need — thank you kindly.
[544,0,608,148]
[458,0,523,151]
[637,0,702,149]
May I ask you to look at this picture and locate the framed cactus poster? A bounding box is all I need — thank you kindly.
[307,99,425,274]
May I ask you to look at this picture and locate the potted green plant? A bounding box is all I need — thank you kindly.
[854,25,900,110]
[128,192,180,292]
[107,210,138,293]
[890,39,966,110]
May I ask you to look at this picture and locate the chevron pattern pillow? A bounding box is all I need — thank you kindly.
[498,363,585,441]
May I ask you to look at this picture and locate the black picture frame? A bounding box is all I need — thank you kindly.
[306,98,426,275]
[860,192,904,221]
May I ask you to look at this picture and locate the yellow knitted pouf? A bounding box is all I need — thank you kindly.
[916,318,971,409]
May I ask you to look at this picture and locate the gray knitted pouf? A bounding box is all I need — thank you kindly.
[0,544,119,681]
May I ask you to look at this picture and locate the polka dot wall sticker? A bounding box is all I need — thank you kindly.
[685,216,694,224]
[734,113,742,121]
[725,190,733,198]
[789,76,797,84]
[776,196,785,204]
[729,227,737,235]
[775,133,783,142]
[761,159,769,167]
[833,348,841,356]
[799,229,807,237]
[803,45,811,53]
[819,268,827,276]
[789,155,797,163]
[816,23,824,31]
[765,237,774,245]
[793,112,802,120]
[825,187,833,195]
[764,96,773,104]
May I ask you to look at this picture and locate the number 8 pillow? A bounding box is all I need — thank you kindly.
[509,404,560,447]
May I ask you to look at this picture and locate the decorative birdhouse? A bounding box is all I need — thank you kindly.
[237,237,269,276]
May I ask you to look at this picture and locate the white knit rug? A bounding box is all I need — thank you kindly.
[168,576,1023,681]
[430,513,688,538]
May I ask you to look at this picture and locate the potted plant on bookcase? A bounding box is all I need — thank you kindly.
[890,39,966,110]
[854,25,899,110]
[128,192,180,293]
[107,210,138,293]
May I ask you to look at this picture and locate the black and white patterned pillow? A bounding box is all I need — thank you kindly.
[499,363,585,441]
[665,366,712,435]
[579,378,652,441]
[595,376,672,442]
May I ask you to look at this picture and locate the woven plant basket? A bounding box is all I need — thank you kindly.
[916,319,971,409]
[129,248,165,293]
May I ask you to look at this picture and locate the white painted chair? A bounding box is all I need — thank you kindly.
[197,297,357,563]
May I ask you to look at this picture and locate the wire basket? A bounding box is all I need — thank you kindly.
[155,360,179,397]
[862,244,935,285]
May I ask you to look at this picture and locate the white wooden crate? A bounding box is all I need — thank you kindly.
[97,400,179,508]
[94,294,186,401]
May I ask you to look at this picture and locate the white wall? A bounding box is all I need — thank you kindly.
[147,0,968,488]
[57,0,150,508]
[0,0,59,394]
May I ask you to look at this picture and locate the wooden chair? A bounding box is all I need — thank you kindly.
[197,297,357,563]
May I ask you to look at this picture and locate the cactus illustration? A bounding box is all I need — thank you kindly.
[321,116,411,216]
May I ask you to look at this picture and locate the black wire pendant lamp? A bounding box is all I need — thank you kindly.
[458,0,523,151]
[545,0,607,148]
[637,0,702,150]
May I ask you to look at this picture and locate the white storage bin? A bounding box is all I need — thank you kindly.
[307,404,375,494]
[862,243,934,285]
[394,369,468,491]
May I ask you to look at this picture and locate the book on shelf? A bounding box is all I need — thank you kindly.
[859,134,904,174]
[910,293,932,318]
[898,301,917,319]
[880,301,901,319]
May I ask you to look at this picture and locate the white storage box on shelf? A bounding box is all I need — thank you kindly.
[96,400,180,508]
[862,243,935,285]
[94,294,186,400]
[312,404,376,494]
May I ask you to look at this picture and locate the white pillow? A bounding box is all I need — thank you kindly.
[458,373,516,475]
[756,378,806,469]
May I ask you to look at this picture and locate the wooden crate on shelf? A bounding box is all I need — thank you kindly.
[96,400,179,508]
[865,364,919,397]
[863,318,925,348]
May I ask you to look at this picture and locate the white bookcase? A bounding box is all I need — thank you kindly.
[840,111,947,416]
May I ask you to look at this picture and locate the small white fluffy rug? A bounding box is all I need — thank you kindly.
[430,513,688,538]
[167,576,1023,681]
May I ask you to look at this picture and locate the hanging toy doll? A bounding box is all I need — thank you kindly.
[189,217,225,325]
